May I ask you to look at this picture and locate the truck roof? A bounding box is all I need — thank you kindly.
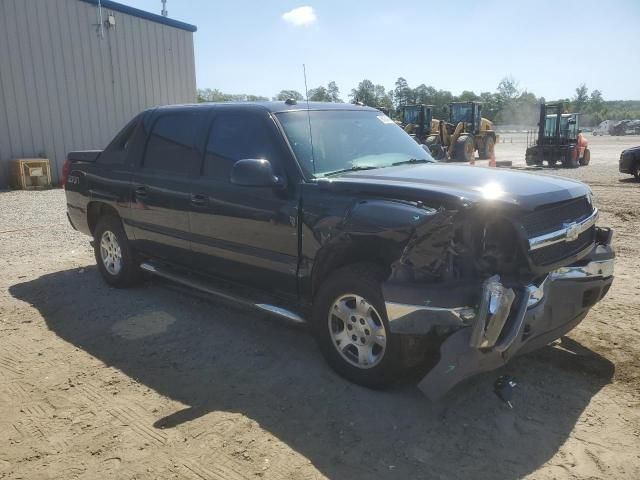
[153,101,380,114]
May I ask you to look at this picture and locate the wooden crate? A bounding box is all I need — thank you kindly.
[9,158,52,190]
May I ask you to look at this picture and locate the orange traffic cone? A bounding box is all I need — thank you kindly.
[489,149,497,168]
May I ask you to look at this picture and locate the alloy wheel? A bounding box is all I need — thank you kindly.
[100,230,122,275]
[328,294,387,369]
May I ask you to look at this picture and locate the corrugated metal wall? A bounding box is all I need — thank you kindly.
[0,0,196,187]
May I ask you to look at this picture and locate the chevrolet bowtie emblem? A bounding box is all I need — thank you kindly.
[564,222,580,242]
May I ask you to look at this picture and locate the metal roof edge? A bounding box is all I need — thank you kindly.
[79,0,197,32]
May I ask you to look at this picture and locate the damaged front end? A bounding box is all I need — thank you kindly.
[382,200,615,400]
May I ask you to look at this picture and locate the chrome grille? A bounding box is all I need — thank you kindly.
[529,226,595,266]
[523,196,592,237]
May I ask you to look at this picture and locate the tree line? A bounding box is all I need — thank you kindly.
[197,77,640,126]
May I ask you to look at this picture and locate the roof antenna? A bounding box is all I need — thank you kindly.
[303,64,315,174]
[161,0,168,17]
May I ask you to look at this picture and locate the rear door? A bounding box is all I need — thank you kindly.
[129,108,206,263]
[86,115,141,238]
[188,108,300,295]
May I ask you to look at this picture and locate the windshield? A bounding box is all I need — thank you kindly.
[450,104,473,124]
[402,107,421,124]
[544,114,578,140]
[276,110,434,177]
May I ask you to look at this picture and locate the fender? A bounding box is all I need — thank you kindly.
[300,195,458,300]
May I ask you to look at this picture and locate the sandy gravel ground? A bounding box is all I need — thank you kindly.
[1,134,639,479]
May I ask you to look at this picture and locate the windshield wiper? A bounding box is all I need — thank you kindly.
[322,165,381,177]
[392,158,433,166]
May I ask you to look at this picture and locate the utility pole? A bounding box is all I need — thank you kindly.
[161,0,168,17]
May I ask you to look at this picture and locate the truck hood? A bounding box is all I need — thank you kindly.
[319,163,590,211]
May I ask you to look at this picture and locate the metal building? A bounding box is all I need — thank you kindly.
[0,0,197,187]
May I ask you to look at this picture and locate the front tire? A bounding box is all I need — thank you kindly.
[93,215,141,288]
[579,148,591,166]
[312,264,403,389]
[563,147,579,168]
[453,135,475,162]
[479,136,495,160]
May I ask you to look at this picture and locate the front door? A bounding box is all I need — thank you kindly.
[188,109,300,295]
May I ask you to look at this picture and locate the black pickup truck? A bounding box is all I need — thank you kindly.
[64,101,615,398]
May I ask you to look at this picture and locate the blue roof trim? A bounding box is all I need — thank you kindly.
[79,0,197,32]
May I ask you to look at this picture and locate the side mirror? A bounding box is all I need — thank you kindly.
[230,159,285,188]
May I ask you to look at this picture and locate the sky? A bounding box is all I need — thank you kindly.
[124,0,640,101]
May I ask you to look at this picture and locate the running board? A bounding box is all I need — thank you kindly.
[140,262,306,324]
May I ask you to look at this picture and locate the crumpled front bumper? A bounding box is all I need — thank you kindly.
[383,238,615,400]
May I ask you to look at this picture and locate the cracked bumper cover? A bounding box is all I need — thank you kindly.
[383,239,615,400]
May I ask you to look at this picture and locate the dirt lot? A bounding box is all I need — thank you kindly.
[1,134,639,479]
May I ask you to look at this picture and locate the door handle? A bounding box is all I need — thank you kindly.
[135,185,148,198]
[190,193,208,207]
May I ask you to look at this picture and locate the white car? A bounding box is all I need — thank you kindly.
[592,120,614,136]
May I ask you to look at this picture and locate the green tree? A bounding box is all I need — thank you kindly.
[197,88,228,102]
[572,84,589,113]
[308,86,329,101]
[494,76,523,124]
[458,90,479,102]
[393,77,413,107]
[274,90,304,101]
[197,88,268,102]
[479,91,502,121]
[327,81,343,102]
[588,89,604,113]
[497,76,520,102]
[375,85,394,110]
[432,89,454,119]
[499,90,539,125]
[350,80,377,106]
[308,81,343,102]
[350,80,392,108]
[413,84,432,105]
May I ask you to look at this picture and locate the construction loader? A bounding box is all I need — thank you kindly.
[399,105,447,159]
[401,102,497,162]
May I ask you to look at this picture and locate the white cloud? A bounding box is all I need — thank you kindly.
[282,6,317,27]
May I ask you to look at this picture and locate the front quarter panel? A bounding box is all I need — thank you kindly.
[299,182,458,299]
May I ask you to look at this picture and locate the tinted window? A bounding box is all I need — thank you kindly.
[99,116,139,165]
[204,112,280,180]
[144,112,203,175]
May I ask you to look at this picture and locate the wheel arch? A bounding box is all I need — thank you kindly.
[87,201,120,235]
[310,241,394,300]
[308,200,458,301]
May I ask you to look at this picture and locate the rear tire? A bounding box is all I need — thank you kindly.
[453,135,475,162]
[312,264,403,389]
[93,215,141,288]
